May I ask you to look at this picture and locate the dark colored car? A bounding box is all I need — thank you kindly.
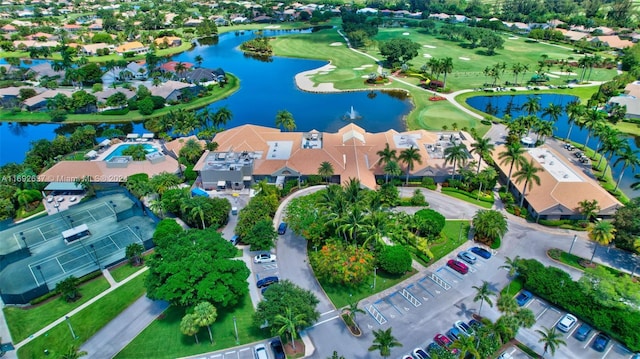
[426,343,440,354]
[592,333,610,352]
[574,323,592,341]
[515,290,533,306]
[412,348,430,359]
[277,222,288,235]
[270,339,285,359]
[256,276,279,288]
[447,259,469,274]
[469,246,492,259]
[468,319,483,329]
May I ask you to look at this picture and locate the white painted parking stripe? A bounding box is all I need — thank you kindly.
[602,344,613,358]
[584,333,598,349]
[567,323,579,337]
[225,351,236,355]
[320,309,336,316]
[311,315,340,327]
[238,348,250,352]
[535,307,549,320]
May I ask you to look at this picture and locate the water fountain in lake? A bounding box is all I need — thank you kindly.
[343,106,362,121]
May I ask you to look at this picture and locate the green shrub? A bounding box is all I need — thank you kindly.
[377,245,412,274]
[137,97,155,115]
[421,177,436,190]
[100,108,130,116]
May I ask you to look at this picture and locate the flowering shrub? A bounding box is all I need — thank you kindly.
[309,240,374,285]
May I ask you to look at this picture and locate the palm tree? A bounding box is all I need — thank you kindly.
[579,108,605,150]
[521,96,541,116]
[368,328,402,358]
[274,307,307,351]
[594,126,620,169]
[451,335,480,359]
[60,345,87,359]
[213,106,233,128]
[275,110,296,131]
[440,56,453,89]
[470,137,495,174]
[346,300,365,322]
[536,326,567,357]
[498,142,526,192]
[565,101,585,140]
[180,313,200,343]
[497,295,518,314]
[472,281,495,316]
[534,120,555,143]
[193,301,218,344]
[444,143,468,180]
[588,221,616,263]
[600,138,626,181]
[194,55,204,68]
[384,160,402,184]
[541,103,563,123]
[376,143,397,168]
[318,161,334,183]
[513,159,543,207]
[613,146,640,191]
[499,255,520,294]
[174,62,187,77]
[398,146,422,185]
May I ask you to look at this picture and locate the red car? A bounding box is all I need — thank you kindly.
[447,259,469,274]
[434,334,460,354]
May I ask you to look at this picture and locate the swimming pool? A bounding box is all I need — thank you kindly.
[104,144,159,161]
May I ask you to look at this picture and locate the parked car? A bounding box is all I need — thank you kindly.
[277,222,288,235]
[254,343,269,359]
[515,290,533,306]
[270,339,285,359]
[468,319,483,329]
[469,246,492,259]
[434,334,452,348]
[447,327,462,341]
[454,320,474,336]
[447,259,469,274]
[498,352,513,359]
[412,348,430,359]
[254,253,277,264]
[556,314,578,332]
[426,343,440,354]
[574,323,592,341]
[256,276,279,288]
[402,356,414,359]
[592,333,610,352]
[457,251,477,265]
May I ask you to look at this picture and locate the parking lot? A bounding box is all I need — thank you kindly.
[252,251,280,299]
[182,340,278,359]
[518,296,634,359]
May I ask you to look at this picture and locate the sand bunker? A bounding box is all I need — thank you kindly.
[318,72,329,75]
[550,71,577,76]
[403,32,410,35]
[546,73,560,78]
[459,57,470,61]
[353,67,365,70]
[423,45,436,48]
[361,75,370,79]
[508,36,519,40]
[329,42,343,46]
[362,64,374,68]
[264,25,281,29]
[423,54,432,58]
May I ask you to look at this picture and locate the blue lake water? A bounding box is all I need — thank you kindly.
[0,29,413,165]
[466,94,638,197]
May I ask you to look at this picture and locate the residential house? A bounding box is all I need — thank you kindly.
[356,7,378,14]
[0,24,16,32]
[79,42,113,56]
[160,61,194,74]
[183,18,202,27]
[590,35,633,50]
[211,16,228,26]
[115,41,148,55]
[624,81,640,98]
[594,26,616,35]
[150,80,195,102]
[0,86,41,107]
[25,32,55,41]
[193,123,477,190]
[559,29,589,42]
[88,19,103,31]
[231,16,249,24]
[608,96,640,119]
[26,62,65,81]
[94,88,136,106]
[63,24,82,32]
[21,88,75,110]
[253,15,273,23]
[13,40,60,49]
[180,67,225,84]
[153,36,182,48]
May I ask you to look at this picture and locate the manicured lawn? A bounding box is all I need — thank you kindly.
[440,188,494,209]
[614,120,640,137]
[319,269,418,309]
[429,220,471,263]
[550,249,621,276]
[4,277,110,343]
[110,263,147,283]
[17,274,146,358]
[115,294,269,359]
[410,93,491,135]
[501,277,524,298]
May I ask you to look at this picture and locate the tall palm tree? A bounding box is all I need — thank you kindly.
[346,300,366,322]
[588,221,616,263]
[275,110,296,131]
[451,335,480,359]
[579,108,605,150]
[193,301,218,344]
[440,56,454,89]
[498,142,526,192]
[213,106,233,128]
[376,143,397,168]
[565,101,585,140]
[274,307,308,351]
[470,137,495,174]
[534,120,555,143]
[472,281,495,316]
[499,255,520,294]
[384,160,402,184]
[541,103,563,123]
[513,159,543,207]
[60,345,88,359]
[180,313,200,343]
[613,146,640,191]
[536,326,567,357]
[194,55,204,68]
[594,126,620,169]
[600,138,626,180]
[368,328,402,358]
[497,295,518,314]
[521,96,541,116]
[398,146,422,185]
[318,161,334,183]
[444,143,468,180]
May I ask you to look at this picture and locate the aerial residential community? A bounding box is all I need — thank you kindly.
[2,0,640,358]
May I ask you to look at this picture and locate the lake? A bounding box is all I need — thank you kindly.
[466,94,638,197]
[0,28,413,165]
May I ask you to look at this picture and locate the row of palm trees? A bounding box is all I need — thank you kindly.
[376,143,422,184]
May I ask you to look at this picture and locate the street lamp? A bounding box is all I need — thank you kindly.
[373,266,378,290]
[65,316,78,340]
[233,316,239,344]
[568,234,577,255]
[36,265,47,288]
[90,244,101,269]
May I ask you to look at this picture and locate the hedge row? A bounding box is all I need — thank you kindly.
[441,187,494,204]
[519,258,640,351]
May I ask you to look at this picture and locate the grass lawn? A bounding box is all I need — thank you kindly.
[319,269,418,309]
[110,263,147,283]
[115,294,269,359]
[440,188,494,209]
[4,276,110,343]
[429,220,471,263]
[409,92,490,135]
[0,74,239,123]
[501,277,524,298]
[550,249,621,276]
[614,120,640,137]
[17,274,147,359]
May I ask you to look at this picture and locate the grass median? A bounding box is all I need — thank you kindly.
[17,274,147,359]
[4,276,110,343]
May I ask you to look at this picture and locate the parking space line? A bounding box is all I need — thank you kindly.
[401,286,422,307]
[468,266,477,273]
[603,344,613,358]
[428,272,451,290]
[416,280,435,298]
[567,323,579,337]
[320,309,336,316]
[385,293,404,315]
[438,267,462,282]
[209,355,222,359]
[584,332,598,349]
[311,315,339,327]
[367,302,387,325]
[238,348,250,352]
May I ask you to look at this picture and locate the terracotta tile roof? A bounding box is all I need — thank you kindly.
[492,145,622,216]
[164,135,206,157]
[592,35,633,49]
[115,41,146,53]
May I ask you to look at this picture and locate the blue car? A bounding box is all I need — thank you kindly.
[574,323,592,341]
[515,290,533,306]
[277,222,288,235]
[592,333,610,352]
[469,246,492,259]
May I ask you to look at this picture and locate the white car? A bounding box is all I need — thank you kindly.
[454,320,474,337]
[556,313,577,332]
[254,343,268,359]
[254,253,277,264]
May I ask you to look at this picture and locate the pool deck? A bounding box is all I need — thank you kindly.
[94,140,162,162]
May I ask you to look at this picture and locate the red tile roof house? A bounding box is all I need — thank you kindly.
[159,61,194,74]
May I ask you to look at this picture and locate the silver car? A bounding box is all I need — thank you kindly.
[556,314,577,332]
[457,251,477,265]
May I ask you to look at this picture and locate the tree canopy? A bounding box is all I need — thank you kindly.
[379,38,421,66]
[253,280,320,336]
